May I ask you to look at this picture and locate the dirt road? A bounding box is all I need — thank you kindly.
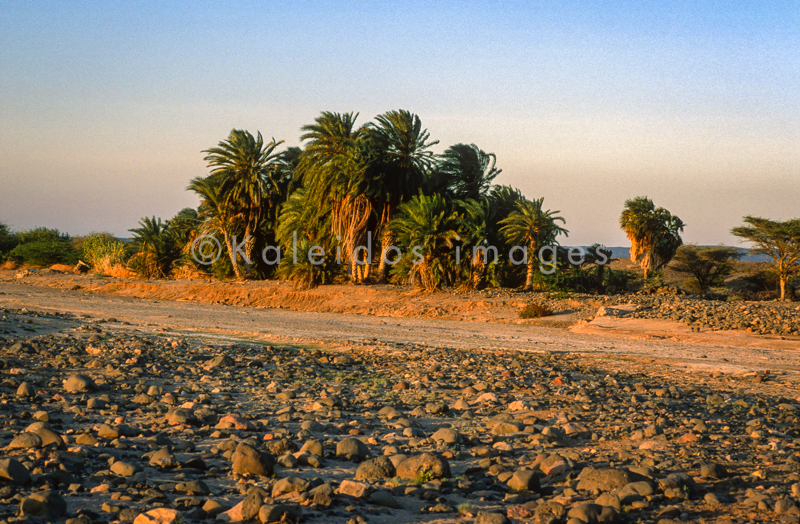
[2,281,799,382]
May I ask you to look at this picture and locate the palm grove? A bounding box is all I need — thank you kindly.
[3,110,799,298]
[166,110,602,292]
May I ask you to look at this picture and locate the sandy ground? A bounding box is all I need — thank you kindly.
[1,276,799,394]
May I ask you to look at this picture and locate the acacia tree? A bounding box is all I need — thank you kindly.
[620,197,684,280]
[671,245,742,294]
[499,198,568,291]
[732,216,800,301]
[203,130,284,278]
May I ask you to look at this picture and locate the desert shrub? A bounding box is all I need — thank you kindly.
[603,268,636,294]
[640,271,666,291]
[81,233,129,274]
[9,227,78,266]
[538,266,597,293]
[0,223,19,261]
[519,303,553,319]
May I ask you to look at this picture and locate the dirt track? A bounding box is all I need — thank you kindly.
[1,280,799,386]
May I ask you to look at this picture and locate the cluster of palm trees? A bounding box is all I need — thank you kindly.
[147,110,572,290]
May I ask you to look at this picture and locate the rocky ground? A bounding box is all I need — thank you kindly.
[0,305,799,524]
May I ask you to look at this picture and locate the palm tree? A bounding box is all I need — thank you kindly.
[457,198,491,289]
[203,130,284,278]
[389,193,461,291]
[499,198,568,290]
[433,144,500,201]
[620,196,684,280]
[128,217,181,278]
[298,112,372,282]
[167,207,201,255]
[370,110,439,282]
[187,175,243,278]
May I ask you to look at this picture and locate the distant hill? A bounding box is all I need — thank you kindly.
[595,246,770,263]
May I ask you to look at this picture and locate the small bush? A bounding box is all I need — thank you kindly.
[519,303,553,319]
[81,233,129,274]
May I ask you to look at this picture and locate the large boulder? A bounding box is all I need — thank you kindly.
[0,458,30,485]
[396,453,451,480]
[232,443,274,477]
[355,456,396,480]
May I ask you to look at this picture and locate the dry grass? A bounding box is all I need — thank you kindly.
[0,260,20,270]
[171,263,210,280]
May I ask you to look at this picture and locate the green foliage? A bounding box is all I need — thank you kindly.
[275,237,340,289]
[432,143,500,200]
[414,467,434,485]
[9,227,78,266]
[202,129,288,278]
[604,268,636,294]
[620,196,684,279]
[519,303,553,319]
[167,208,201,253]
[81,233,128,272]
[389,193,461,290]
[499,198,568,290]
[731,216,800,301]
[128,217,182,278]
[0,223,19,261]
[670,245,743,294]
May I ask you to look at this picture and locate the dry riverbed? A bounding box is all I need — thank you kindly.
[0,278,799,524]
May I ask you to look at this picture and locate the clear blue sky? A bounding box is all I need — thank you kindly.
[2,1,798,246]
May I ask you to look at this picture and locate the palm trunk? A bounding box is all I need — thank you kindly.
[470,255,485,289]
[524,259,534,291]
[223,231,243,280]
[377,229,392,283]
[242,225,255,279]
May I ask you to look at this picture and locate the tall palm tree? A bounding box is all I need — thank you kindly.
[370,110,439,282]
[298,112,372,282]
[187,175,243,278]
[433,144,500,201]
[620,196,684,280]
[389,193,461,291]
[203,129,284,278]
[499,198,568,290]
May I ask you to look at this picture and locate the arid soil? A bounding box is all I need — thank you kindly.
[0,273,799,524]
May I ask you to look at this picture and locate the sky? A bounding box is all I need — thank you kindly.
[1,0,798,246]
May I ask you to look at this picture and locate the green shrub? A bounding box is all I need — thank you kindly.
[519,303,553,319]
[0,223,19,261]
[275,237,339,289]
[8,227,78,266]
[604,268,636,294]
[81,233,128,273]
